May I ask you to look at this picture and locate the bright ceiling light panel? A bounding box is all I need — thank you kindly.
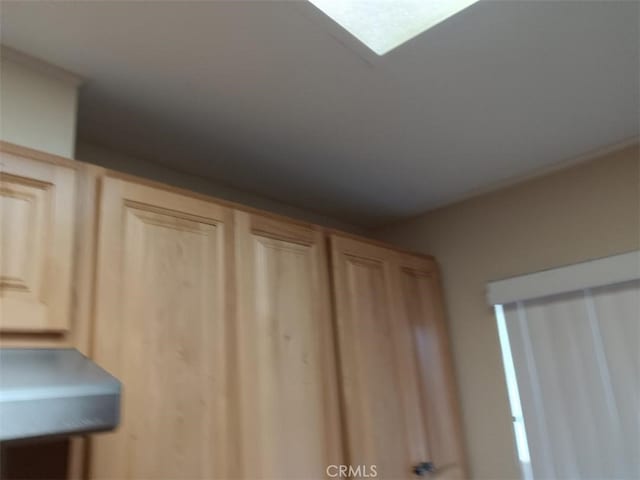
[309,0,479,55]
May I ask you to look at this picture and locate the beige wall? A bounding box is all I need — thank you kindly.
[76,141,363,233]
[375,145,640,480]
[0,50,79,157]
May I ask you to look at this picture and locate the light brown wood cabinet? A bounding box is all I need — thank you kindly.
[0,148,76,332]
[330,235,467,479]
[234,212,343,479]
[0,143,467,480]
[90,177,233,479]
[396,254,467,479]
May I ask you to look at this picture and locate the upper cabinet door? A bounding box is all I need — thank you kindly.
[330,235,431,480]
[91,177,232,480]
[396,254,468,479]
[0,148,75,332]
[235,212,342,479]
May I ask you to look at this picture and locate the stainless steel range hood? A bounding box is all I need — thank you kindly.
[0,349,121,442]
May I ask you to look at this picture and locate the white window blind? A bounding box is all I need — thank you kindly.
[489,252,640,480]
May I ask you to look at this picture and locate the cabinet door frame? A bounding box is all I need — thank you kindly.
[329,234,432,478]
[91,176,233,480]
[0,145,76,332]
[396,253,468,478]
[235,212,343,479]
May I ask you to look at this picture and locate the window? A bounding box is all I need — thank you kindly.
[495,304,533,480]
[489,252,640,479]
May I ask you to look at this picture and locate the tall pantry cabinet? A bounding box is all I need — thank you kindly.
[330,235,466,479]
[90,177,232,479]
[396,253,467,479]
[0,143,467,480]
[234,212,343,479]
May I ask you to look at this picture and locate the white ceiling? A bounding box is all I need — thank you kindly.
[2,1,638,227]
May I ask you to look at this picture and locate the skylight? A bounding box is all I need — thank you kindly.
[309,0,479,55]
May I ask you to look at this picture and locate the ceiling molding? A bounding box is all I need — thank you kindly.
[374,136,640,231]
[448,136,640,203]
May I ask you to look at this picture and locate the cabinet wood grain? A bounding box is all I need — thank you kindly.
[330,235,430,480]
[330,235,467,479]
[235,212,342,479]
[397,254,468,479]
[90,177,232,480]
[0,148,75,332]
[1,146,467,480]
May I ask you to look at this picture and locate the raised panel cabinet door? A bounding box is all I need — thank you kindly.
[396,254,468,480]
[0,149,75,332]
[235,212,342,479]
[330,235,430,480]
[91,177,232,480]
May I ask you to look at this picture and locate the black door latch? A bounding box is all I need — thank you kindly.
[413,462,436,476]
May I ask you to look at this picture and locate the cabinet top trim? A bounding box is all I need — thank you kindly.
[329,232,435,262]
[0,141,78,169]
